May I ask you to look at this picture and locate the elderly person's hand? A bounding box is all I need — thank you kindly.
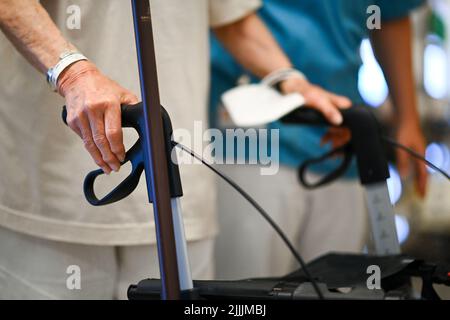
[59,61,139,174]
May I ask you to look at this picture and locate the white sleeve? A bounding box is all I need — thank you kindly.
[209,0,262,28]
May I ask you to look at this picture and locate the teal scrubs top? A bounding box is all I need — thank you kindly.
[210,0,424,177]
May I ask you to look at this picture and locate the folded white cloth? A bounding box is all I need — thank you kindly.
[221,84,304,127]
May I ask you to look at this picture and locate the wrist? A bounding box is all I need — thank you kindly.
[397,117,422,134]
[46,51,88,91]
[57,60,99,97]
[398,122,422,134]
[397,111,421,129]
[262,67,305,87]
[278,76,309,94]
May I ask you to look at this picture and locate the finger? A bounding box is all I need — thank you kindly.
[324,135,349,149]
[321,132,333,146]
[306,91,343,125]
[104,102,126,163]
[87,106,121,172]
[320,133,345,159]
[414,156,428,198]
[66,113,83,138]
[336,127,351,146]
[77,112,112,174]
[321,128,341,145]
[396,148,410,178]
[121,92,140,105]
[329,93,352,109]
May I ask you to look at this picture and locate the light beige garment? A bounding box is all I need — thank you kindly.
[0,0,262,245]
[0,225,214,300]
[214,164,368,280]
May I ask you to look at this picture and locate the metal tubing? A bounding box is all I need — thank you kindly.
[131,0,181,299]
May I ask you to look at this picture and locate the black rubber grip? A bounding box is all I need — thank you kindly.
[280,107,330,126]
[282,105,390,185]
[61,103,183,206]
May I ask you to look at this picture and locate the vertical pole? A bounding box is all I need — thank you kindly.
[131,0,180,300]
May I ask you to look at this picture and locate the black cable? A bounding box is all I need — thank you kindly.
[172,142,325,300]
[172,137,450,300]
[382,136,450,180]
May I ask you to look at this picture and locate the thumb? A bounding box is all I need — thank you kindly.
[414,158,428,198]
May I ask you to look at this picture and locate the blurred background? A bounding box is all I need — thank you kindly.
[358,0,449,296]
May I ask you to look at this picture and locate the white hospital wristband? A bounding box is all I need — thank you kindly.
[46,52,88,91]
[261,68,306,88]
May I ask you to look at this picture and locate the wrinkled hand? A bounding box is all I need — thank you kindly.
[280,76,352,125]
[58,61,139,174]
[396,122,428,198]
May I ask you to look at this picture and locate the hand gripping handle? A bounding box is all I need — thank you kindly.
[62,103,182,206]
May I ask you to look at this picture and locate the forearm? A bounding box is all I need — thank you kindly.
[212,13,292,78]
[0,0,76,74]
[214,12,353,125]
[0,0,140,173]
[370,17,419,127]
[371,17,427,195]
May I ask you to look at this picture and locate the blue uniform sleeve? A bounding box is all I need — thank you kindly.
[376,0,425,21]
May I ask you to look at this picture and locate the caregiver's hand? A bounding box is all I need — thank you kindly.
[280,76,352,125]
[59,60,139,174]
[396,121,427,198]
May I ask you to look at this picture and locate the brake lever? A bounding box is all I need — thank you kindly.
[62,102,183,206]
